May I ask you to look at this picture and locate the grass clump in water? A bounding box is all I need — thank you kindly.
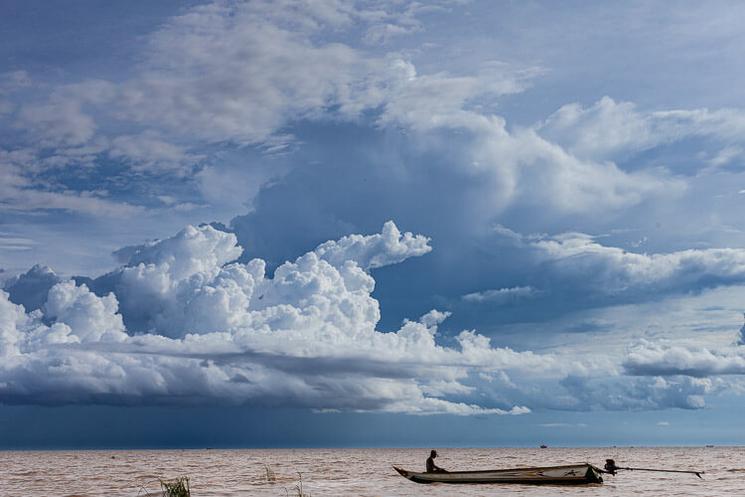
[264,464,277,482]
[160,476,191,497]
[285,472,310,497]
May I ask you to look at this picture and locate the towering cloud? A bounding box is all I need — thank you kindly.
[0,222,543,415]
[4,264,61,312]
[6,1,745,425]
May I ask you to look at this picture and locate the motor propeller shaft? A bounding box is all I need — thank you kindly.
[604,459,703,479]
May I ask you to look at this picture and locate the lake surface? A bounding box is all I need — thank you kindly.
[1,447,743,496]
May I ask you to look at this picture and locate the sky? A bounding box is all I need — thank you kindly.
[3,0,745,448]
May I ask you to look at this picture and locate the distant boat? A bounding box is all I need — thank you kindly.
[705,444,715,448]
[540,444,548,448]
[393,463,604,485]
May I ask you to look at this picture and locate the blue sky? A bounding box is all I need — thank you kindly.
[3,0,745,447]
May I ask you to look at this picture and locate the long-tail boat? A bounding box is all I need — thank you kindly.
[393,458,703,486]
[393,463,604,485]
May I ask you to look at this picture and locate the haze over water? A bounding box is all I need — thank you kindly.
[2,447,742,497]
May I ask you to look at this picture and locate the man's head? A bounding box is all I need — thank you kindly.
[430,449,437,458]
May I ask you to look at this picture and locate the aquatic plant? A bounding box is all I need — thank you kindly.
[160,476,191,497]
[283,472,311,497]
[264,463,277,482]
[293,472,310,497]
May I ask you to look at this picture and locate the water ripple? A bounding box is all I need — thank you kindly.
[1,447,743,496]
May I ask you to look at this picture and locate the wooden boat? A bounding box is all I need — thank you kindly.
[393,463,604,485]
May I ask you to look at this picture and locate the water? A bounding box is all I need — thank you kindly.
[1,447,743,496]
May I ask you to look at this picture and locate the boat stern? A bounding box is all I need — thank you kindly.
[585,465,604,484]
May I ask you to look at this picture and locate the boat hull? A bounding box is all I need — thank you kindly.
[393,463,603,485]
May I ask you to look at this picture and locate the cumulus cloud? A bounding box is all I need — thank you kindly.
[542,234,745,291]
[94,224,246,335]
[496,227,745,297]
[7,1,745,417]
[4,264,61,312]
[313,220,431,270]
[537,96,745,164]
[559,374,716,410]
[0,221,549,415]
[0,289,29,359]
[44,281,127,343]
[2,220,730,413]
[614,312,745,381]
[624,340,745,377]
[369,72,678,215]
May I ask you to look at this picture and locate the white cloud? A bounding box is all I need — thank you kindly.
[537,97,658,162]
[15,80,115,148]
[122,224,243,279]
[0,234,37,252]
[559,374,716,410]
[462,286,538,304]
[0,289,28,359]
[624,340,745,377]
[5,0,684,222]
[108,132,202,174]
[44,281,127,343]
[423,116,680,215]
[0,148,143,217]
[3,220,733,413]
[707,146,744,168]
[538,96,745,164]
[3,264,60,312]
[528,231,745,295]
[0,221,546,414]
[313,220,431,270]
[120,2,377,145]
[17,98,96,148]
[7,2,745,416]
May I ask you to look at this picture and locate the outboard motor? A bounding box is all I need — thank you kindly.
[604,459,618,475]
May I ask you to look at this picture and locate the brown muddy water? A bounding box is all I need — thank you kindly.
[1,447,743,496]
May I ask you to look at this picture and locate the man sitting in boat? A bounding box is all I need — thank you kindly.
[426,450,447,473]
